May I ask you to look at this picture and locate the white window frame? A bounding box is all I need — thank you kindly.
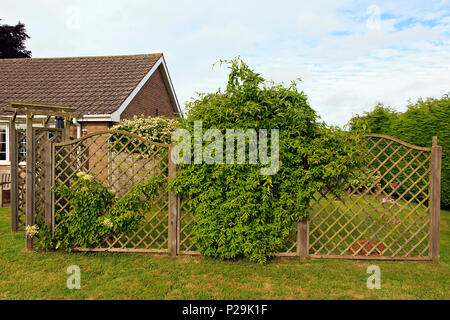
[0,124,9,165]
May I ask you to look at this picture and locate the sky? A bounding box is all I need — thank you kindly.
[1,0,449,126]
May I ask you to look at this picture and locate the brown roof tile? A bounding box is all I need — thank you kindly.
[0,53,162,115]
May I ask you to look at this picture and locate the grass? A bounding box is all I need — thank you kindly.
[0,207,449,299]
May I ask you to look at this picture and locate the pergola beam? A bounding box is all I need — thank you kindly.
[5,100,82,120]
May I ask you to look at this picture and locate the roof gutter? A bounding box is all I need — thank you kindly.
[76,114,117,122]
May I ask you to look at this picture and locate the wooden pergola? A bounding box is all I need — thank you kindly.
[6,101,81,249]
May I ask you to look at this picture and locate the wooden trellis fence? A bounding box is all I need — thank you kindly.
[9,106,441,262]
[176,134,442,262]
[52,130,175,254]
[305,134,441,261]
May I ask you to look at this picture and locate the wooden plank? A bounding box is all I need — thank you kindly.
[25,116,35,250]
[63,118,71,140]
[9,122,18,231]
[168,143,179,256]
[51,143,56,234]
[177,194,181,255]
[297,217,309,258]
[430,136,442,263]
[74,248,169,254]
[44,134,52,227]
[309,254,431,261]
[364,133,432,151]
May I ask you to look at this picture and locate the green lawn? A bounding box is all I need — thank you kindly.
[0,207,449,299]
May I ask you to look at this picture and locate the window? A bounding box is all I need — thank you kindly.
[0,125,9,164]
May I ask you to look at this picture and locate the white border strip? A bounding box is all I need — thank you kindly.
[160,56,181,115]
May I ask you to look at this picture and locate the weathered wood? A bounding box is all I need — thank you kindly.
[308,135,434,259]
[430,136,442,263]
[297,217,309,258]
[168,143,179,256]
[74,248,169,254]
[364,133,432,151]
[177,195,181,254]
[25,115,35,250]
[44,134,52,227]
[51,143,56,234]
[5,101,81,119]
[63,118,71,140]
[309,254,432,261]
[9,122,18,231]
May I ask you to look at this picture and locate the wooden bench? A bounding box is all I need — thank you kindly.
[0,171,11,207]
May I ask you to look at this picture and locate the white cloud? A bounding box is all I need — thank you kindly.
[1,0,449,126]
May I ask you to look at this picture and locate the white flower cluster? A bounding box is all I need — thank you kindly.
[76,171,94,181]
[102,218,113,229]
[25,224,39,238]
[112,115,178,144]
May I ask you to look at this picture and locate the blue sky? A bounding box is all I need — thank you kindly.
[2,0,449,126]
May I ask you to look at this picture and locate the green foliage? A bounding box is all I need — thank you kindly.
[37,172,166,251]
[349,103,398,134]
[171,58,363,263]
[350,94,450,208]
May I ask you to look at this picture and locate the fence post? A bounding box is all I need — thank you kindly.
[9,121,18,231]
[44,134,53,227]
[297,216,309,259]
[25,115,35,250]
[430,136,442,263]
[168,143,179,256]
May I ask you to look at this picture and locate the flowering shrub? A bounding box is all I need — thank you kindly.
[170,58,363,263]
[38,172,165,251]
[112,116,179,144]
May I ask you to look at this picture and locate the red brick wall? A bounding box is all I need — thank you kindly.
[69,122,111,139]
[120,66,176,120]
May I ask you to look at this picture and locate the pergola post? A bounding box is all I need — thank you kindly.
[25,114,35,250]
[9,114,18,232]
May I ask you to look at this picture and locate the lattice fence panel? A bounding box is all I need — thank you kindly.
[33,128,63,223]
[53,130,170,253]
[16,129,26,230]
[275,226,298,256]
[309,135,432,258]
[179,196,198,254]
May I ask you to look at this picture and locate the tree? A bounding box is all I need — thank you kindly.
[0,19,31,58]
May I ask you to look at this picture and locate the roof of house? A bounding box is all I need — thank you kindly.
[0,53,165,116]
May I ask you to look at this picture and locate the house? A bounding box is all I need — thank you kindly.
[0,53,181,171]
